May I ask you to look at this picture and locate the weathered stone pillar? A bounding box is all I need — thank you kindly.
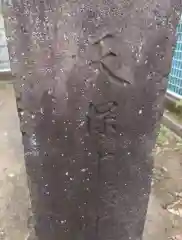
[3,0,182,239]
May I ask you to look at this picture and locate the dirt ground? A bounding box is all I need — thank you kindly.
[143,126,182,240]
[0,83,182,240]
[0,83,32,240]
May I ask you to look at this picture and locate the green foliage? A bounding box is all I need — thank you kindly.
[157,125,170,146]
[175,99,182,109]
[157,124,182,149]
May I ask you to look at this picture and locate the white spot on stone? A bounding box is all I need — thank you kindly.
[139,109,143,115]
[61,220,67,224]
[40,108,44,114]
[48,89,53,95]
[81,168,88,173]
[78,121,84,128]
[94,69,99,74]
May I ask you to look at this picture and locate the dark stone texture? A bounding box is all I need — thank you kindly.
[3,0,182,239]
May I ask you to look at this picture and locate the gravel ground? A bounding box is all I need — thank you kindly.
[143,126,182,240]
